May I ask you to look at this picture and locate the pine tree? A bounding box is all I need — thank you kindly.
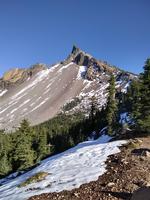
[128,80,141,123]
[106,75,118,135]
[36,128,49,162]
[138,58,150,133]
[0,151,11,176]
[89,96,98,127]
[0,132,11,176]
[13,119,35,171]
[95,106,107,131]
[124,80,140,120]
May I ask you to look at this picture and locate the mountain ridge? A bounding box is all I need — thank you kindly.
[0,45,137,87]
[0,46,137,131]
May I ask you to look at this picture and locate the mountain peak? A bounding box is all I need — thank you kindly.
[63,45,92,66]
[71,45,90,57]
[71,45,81,55]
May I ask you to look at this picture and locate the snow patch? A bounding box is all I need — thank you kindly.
[77,66,87,80]
[119,112,131,125]
[0,89,8,97]
[31,98,49,112]
[121,81,131,93]
[10,68,52,100]
[0,135,126,200]
[10,108,18,114]
[48,63,60,72]
[58,63,73,73]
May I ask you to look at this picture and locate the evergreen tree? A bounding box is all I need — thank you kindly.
[106,75,118,135]
[89,96,98,127]
[0,151,11,176]
[13,119,35,171]
[95,106,107,131]
[126,58,150,134]
[0,131,11,176]
[36,128,49,162]
[138,58,150,133]
[127,80,141,123]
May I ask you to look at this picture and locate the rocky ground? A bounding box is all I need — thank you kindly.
[29,136,150,200]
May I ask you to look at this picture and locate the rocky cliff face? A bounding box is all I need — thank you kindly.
[0,46,136,91]
[0,63,47,91]
[63,46,135,81]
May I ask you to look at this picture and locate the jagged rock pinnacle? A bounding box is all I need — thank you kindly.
[71,45,81,55]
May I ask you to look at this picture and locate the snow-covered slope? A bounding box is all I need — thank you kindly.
[0,62,85,131]
[0,46,137,131]
[0,135,126,200]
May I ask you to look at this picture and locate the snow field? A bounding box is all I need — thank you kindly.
[0,135,126,200]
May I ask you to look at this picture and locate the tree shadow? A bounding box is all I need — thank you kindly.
[102,190,132,200]
[131,148,150,155]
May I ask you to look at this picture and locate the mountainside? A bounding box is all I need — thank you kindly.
[1,48,150,200]
[0,46,137,131]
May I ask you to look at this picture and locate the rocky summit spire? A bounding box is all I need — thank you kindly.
[71,45,81,55]
[63,45,90,65]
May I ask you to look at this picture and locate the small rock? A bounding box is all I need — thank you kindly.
[74,192,79,198]
[134,139,143,144]
[143,150,150,157]
[140,156,145,161]
[107,182,115,187]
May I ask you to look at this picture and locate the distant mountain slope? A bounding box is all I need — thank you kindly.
[0,46,137,131]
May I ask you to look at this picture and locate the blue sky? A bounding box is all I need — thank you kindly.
[0,0,150,76]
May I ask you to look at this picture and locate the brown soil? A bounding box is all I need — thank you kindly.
[28,136,150,200]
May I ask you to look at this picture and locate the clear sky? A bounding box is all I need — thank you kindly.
[0,0,150,77]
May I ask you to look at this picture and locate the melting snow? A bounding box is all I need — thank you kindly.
[10,67,53,100]
[48,63,60,73]
[31,98,49,112]
[121,81,131,93]
[43,89,51,94]
[0,135,126,200]
[10,108,18,114]
[119,112,131,125]
[58,63,73,73]
[77,66,87,80]
[0,90,8,97]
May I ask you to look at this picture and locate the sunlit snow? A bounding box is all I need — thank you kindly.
[119,112,131,125]
[0,135,126,200]
[77,66,87,80]
[0,89,8,97]
[58,63,73,73]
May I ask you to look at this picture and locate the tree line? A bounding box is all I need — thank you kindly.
[0,108,107,178]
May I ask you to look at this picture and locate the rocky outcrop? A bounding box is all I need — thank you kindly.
[0,46,135,92]
[63,45,135,81]
[3,68,25,82]
[0,63,47,91]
